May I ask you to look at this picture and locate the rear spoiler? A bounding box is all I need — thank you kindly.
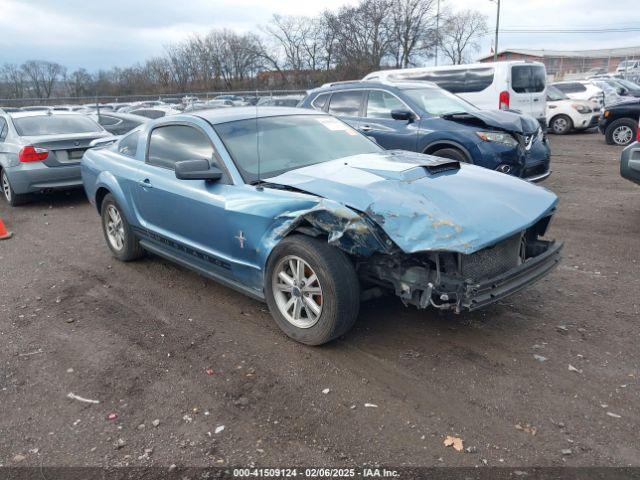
[89,136,120,148]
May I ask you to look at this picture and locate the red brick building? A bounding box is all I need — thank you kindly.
[477,46,640,79]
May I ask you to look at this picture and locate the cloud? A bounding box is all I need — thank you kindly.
[0,0,637,70]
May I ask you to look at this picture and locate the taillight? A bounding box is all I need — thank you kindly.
[637,119,640,142]
[499,91,510,110]
[19,146,48,163]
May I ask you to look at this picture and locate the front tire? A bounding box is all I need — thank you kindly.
[605,118,637,146]
[550,115,573,135]
[100,194,143,261]
[265,235,360,345]
[1,169,30,206]
[430,148,469,163]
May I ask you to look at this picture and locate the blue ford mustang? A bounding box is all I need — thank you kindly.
[82,107,562,345]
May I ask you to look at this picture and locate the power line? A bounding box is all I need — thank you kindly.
[500,26,640,34]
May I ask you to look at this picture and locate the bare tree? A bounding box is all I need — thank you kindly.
[438,10,488,65]
[389,0,438,68]
[21,60,66,98]
[1,64,26,99]
[327,0,395,78]
[66,68,94,97]
[0,4,489,99]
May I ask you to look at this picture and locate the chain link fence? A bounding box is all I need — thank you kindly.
[0,89,309,108]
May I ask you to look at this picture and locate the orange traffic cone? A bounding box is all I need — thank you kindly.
[0,216,12,240]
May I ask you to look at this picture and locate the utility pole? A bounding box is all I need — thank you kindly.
[434,0,440,66]
[493,0,501,62]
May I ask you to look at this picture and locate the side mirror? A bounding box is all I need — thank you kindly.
[175,159,223,181]
[618,87,628,96]
[391,109,415,122]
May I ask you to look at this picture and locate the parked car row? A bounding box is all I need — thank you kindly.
[8,61,640,345]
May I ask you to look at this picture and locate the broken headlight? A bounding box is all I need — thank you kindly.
[476,131,519,147]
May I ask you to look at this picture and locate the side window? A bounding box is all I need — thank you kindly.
[148,125,214,170]
[366,91,405,119]
[118,130,140,158]
[405,70,466,93]
[0,118,7,142]
[311,93,329,111]
[328,91,363,117]
[555,83,577,94]
[511,65,546,93]
[561,83,586,93]
[464,68,495,92]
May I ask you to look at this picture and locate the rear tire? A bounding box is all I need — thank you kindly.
[430,148,469,163]
[1,169,30,206]
[605,118,637,146]
[265,235,360,345]
[550,115,573,135]
[100,194,144,261]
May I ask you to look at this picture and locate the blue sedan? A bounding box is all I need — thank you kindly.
[82,107,562,345]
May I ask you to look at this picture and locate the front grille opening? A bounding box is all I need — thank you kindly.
[459,233,524,280]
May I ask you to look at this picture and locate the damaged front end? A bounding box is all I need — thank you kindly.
[358,216,562,312]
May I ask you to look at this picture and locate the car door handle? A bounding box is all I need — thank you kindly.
[138,179,153,189]
[360,125,372,132]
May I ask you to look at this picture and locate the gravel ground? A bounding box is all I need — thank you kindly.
[0,132,638,468]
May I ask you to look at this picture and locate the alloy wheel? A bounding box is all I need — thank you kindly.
[272,255,323,329]
[1,171,11,202]
[105,205,125,251]
[612,125,633,145]
[553,117,568,134]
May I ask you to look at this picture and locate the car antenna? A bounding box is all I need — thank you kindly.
[255,88,263,191]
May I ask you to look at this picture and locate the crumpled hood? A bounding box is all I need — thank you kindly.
[265,151,557,254]
[444,110,540,134]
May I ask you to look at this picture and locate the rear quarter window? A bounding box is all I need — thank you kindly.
[311,93,329,110]
[118,130,140,158]
[0,118,7,141]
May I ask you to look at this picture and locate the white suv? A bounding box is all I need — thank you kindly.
[546,85,600,135]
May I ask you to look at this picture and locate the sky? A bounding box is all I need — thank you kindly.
[0,0,638,71]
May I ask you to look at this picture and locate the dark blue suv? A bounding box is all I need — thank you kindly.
[300,81,551,181]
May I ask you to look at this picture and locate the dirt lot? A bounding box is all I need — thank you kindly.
[0,132,639,468]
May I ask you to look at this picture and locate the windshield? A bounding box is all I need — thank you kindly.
[592,81,616,93]
[215,114,381,183]
[547,85,568,101]
[403,87,479,115]
[13,115,103,136]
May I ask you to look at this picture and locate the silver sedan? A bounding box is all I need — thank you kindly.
[0,110,110,205]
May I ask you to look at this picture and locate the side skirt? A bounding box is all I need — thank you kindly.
[138,239,266,302]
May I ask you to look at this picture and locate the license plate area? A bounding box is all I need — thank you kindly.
[55,148,87,163]
[68,149,86,160]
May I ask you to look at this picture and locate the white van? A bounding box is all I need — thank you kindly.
[363,61,548,126]
[616,59,640,76]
